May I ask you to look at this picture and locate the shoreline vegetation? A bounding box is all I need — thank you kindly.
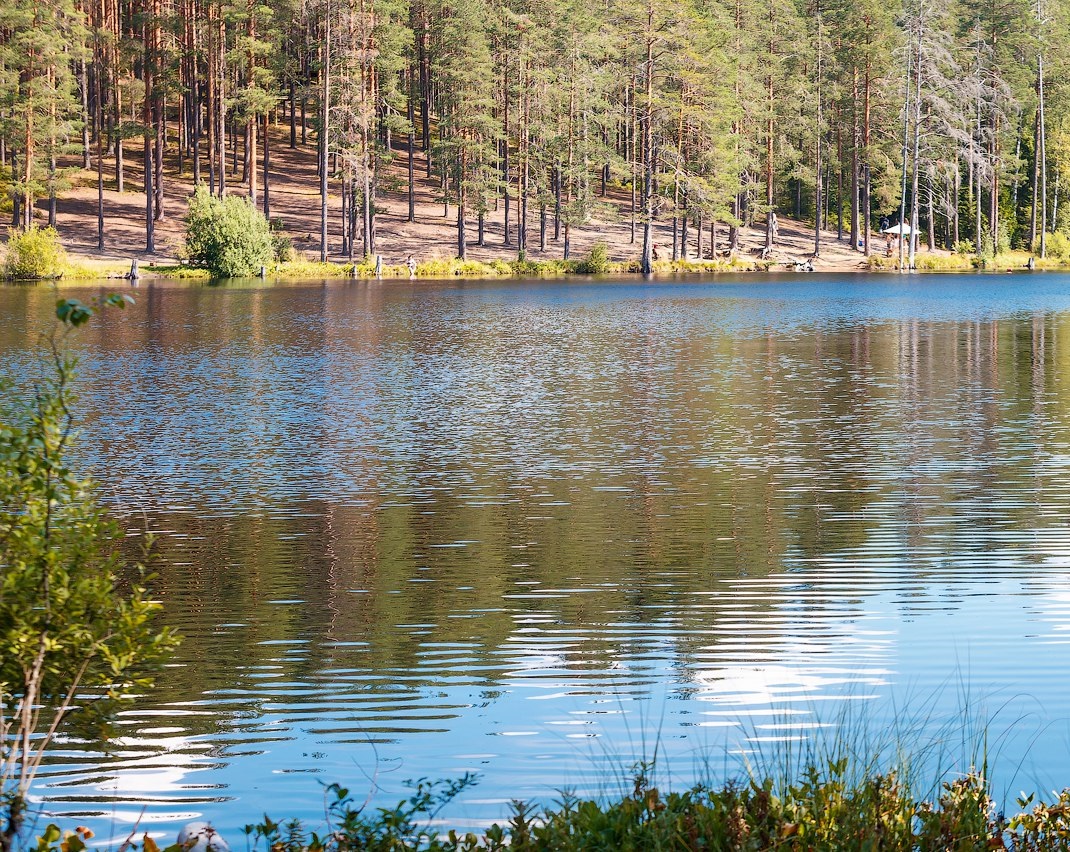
[26,767,1070,852]
[34,249,1070,283]
[6,229,1069,283]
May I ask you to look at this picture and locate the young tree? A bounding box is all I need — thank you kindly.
[0,299,177,852]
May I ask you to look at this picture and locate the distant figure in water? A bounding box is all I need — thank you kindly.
[407,256,417,279]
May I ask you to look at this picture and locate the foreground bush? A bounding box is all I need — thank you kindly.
[1,298,177,852]
[184,187,274,278]
[3,226,67,279]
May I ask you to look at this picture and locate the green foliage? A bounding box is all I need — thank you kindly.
[0,300,177,852]
[913,253,976,270]
[184,187,275,278]
[272,233,295,263]
[954,239,976,256]
[1043,231,1070,259]
[1009,789,1070,849]
[271,260,355,279]
[3,227,67,279]
[507,258,576,276]
[268,218,294,263]
[575,242,610,274]
[413,258,504,278]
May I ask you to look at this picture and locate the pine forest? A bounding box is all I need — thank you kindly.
[2,0,1069,271]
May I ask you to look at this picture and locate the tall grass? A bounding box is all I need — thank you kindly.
[24,689,1068,852]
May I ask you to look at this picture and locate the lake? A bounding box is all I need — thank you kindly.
[3,272,1070,842]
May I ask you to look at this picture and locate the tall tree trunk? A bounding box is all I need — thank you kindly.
[814,9,823,258]
[263,112,271,219]
[553,164,561,240]
[850,71,859,249]
[908,43,921,268]
[456,154,467,259]
[320,0,330,262]
[155,92,164,220]
[953,157,960,246]
[290,80,297,147]
[1031,102,1040,248]
[898,34,911,272]
[249,118,257,206]
[217,10,227,197]
[10,152,20,228]
[862,60,871,254]
[96,0,105,251]
[193,77,202,185]
[407,68,415,222]
[629,78,636,244]
[640,19,654,276]
[81,58,91,170]
[144,22,155,252]
[926,173,936,251]
[1039,50,1047,257]
[418,10,431,167]
[503,65,511,245]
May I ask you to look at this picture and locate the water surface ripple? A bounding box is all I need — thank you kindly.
[3,274,1070,839]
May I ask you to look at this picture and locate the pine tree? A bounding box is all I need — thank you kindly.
[0,0,87,229]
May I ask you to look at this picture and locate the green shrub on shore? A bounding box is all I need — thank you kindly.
[1043,230,1070,260]
[184,187,274,278]
[3,226,67,279]
[913,252,976,271]
[574,242,610,274]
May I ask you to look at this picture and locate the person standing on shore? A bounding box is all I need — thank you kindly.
[407,256,417,279]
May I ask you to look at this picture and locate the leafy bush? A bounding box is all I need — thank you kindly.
[268,218,294,262]
[953,239,975,256]
[4,226,67,279]
[413,258,504,277]
[1043,230,1070,259]
[575,242,610,274]
[271,233,294,263]
[184,187,274,278]
[995,221,1011,255]
[914,253,974,271]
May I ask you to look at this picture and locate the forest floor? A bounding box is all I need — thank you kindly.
[40,124,920,274]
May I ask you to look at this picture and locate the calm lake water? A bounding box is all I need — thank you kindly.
[4,273,1070,841]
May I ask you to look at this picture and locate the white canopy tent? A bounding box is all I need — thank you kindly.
[880,223,914,235]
